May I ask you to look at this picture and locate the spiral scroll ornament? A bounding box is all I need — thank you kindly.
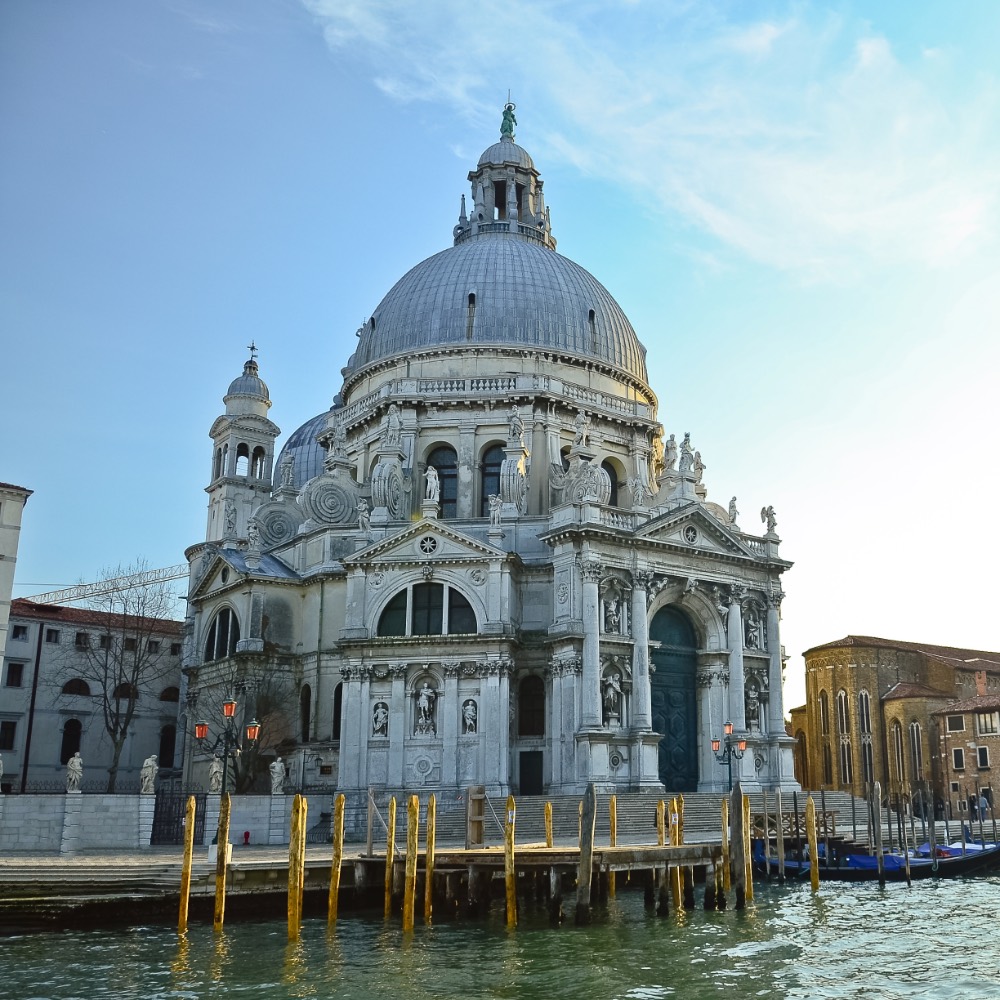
[302,475,355,524]
[255,504,304,547]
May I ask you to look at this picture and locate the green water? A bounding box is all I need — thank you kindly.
[5,879,1000,999]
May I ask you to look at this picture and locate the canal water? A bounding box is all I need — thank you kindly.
[5,877,1000,999]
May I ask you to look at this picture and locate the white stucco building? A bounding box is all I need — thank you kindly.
[183,108,798,804]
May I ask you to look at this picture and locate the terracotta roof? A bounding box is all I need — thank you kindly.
[10,598,182,635]
[804,635,1000,666]
[882,681,952,702]
[932,694,1000,715]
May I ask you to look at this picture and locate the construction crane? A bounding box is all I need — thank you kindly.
[25,564,190,605]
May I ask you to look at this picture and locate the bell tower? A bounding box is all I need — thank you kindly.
[206,344,280,545]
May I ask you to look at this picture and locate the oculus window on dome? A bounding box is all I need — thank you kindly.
[377,583,477,637]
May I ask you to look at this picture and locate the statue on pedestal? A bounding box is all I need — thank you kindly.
[356,498,371,533]
[425,465,440,502]
[269,757,286,795]
[66,751,83,793]
[140,754,158,795]
[415,682,437,735]
[573,409,591,447]
[208,756,224,792]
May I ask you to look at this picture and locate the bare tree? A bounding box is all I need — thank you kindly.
[54,562,182,792]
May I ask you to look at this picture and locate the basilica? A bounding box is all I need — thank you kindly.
[181,107,798,804]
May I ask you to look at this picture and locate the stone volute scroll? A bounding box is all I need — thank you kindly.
[370,403,408,525]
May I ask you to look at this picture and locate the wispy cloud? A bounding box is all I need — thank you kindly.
[301,0,1000,278]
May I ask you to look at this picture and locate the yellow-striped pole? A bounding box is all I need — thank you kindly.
[403,794,419,932]
[328,793,345,925]
[544,800,553,849]
[578,800,583,849]
[178,795,196,934]
[384,796,397,919]
[288,795,301,940]
[504,794,517,928]
[806,795,820,893]
[609,794,617,897]
[424,793,436,925]
[670,797,682,908]
[213,792,231,933]
[656,799,666,846]
[298,795,307,916]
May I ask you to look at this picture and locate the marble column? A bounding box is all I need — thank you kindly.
[441,663,460,787]
[767,594,785,735]
[388,665,407,786]
[630,574,653,730]
[581,560,603,729]
[727,595,747,731]
[497,660,512,789]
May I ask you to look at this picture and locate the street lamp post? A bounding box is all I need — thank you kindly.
[195,697,260,795]
[712,721,747,792]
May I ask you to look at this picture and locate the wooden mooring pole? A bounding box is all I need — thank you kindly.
[775,788,786,881]
[575,782,597,925]
[805,794,819,893]
[213,792,231,933]
[384,796,397,919]
[872,781,886,887]
[720,797,731,893]
[178,795,196,934]
[608,795,617,898]
[288,794,305,940]
[544,800,553,849]
[328,793,345,926]
[504,794,517,928]
[424,793,436,925]
[403,795,419,932]
[742,790,753,904]
[730,784,746,909]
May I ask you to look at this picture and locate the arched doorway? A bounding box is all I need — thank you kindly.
[649,606,698,791]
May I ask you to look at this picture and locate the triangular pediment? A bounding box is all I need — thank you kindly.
[189,547,299,601]
[344,519,508,568]
[635,503,763,560]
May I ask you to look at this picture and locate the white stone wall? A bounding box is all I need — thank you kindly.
[0,794,153,853]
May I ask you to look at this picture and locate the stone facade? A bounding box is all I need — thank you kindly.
[0,482,32,667]
[183,111,799,810]
[795,635,1000,816]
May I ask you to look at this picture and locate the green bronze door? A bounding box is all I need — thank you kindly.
[649,606,699,791]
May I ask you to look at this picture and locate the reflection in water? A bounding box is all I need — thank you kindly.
[5,879,1000,999]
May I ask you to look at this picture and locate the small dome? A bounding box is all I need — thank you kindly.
[227,359,270,401]
[275,411,330,488]
[478,137,535,170]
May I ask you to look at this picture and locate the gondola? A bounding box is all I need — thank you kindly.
[753,838,1000,882]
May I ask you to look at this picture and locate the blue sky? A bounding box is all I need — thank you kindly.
[3,0,999,709]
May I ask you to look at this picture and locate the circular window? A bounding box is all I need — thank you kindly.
[683,525,698,544]
[419,536,438,555]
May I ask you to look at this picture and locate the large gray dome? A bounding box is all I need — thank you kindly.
[347,235,648,381]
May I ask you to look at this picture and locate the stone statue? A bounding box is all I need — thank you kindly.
[66,751,83,793]
[384,403,402,447]
[729,496,739,523]
[462,699,478,734]
[372,702,389,736]
[280,453,295,487]
[664,433,678,471]
[508,404,524,442]
[424,465,440,502]
[761,505,778,533]
[500,102,517,138]
[208,756,224,792]
[630,476,647,507]
[745,608,762,649]
[573,409,591,447]
[693,451,705,484]
[140,754,158,795]
[602,673,622,720]
[332,418,347,457]
[604,598,620,633]
[269,757,286,795]
[356,498,371,532]
[746,681,760,730]
[246,519,260,550]
[678,433,694,473]
[224,501,237,535]
[416,682,436,735]
[488,493,503,527]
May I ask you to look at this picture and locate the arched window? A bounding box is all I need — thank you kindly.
[836,689,850,735]
[601,460,619,506]
[819,691,830,735]
[892,720,905,783]
[839,739,854,786]
[213,448,223,480]
[204,608,240,661]
[114,682,139,700]
[159,686,180,702]
[822,743,833,785]
[62,678,91,697]
[909,721,923,778]
[858,690,872,735]
[518,675,545,736]
[332,682,343,741]
[159,725,176,769]
[60,718,82,765]
[480,444,505,516]
[426,446,458,518]
[377,584,477,637]
[466,293,476,341]
[251,446,267,479]
[861,740,874,784]
[235,442,250,477]
[300,684,311,742]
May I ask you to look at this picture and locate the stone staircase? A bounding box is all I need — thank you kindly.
[362,789,867,848]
